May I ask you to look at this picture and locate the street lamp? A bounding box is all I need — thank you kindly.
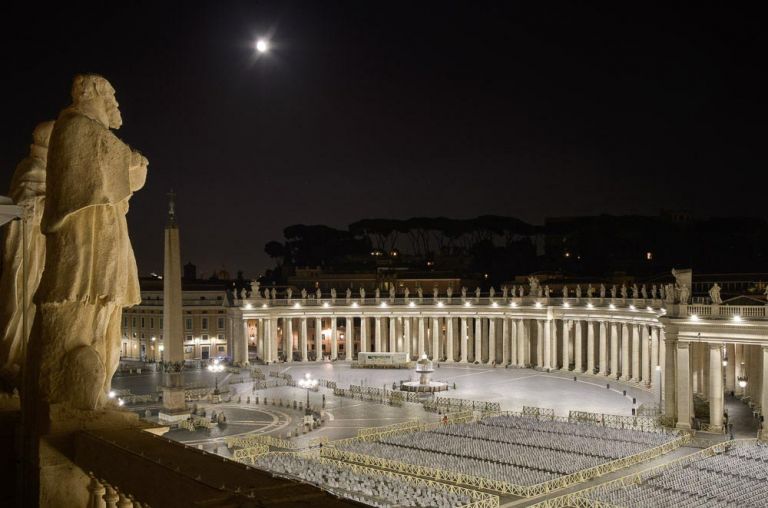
[297,372,318,413]
[159,343,165,362]
[207,359,225,395]
[255,38,269,54]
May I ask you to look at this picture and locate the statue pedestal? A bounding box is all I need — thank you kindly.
[158,372,189,423]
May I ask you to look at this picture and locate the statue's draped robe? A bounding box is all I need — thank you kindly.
[0,152,46,388]
[31,109,144,408]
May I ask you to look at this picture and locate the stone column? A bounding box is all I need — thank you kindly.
[300,317,308,362]
[240,320,249,365]
[586,321,595,374]
[330,317,338,360]
[660,328,667,396]
[345,316,353,360]
[474,318,482,363]
[360,316,369,353]
[650,327,659,386]
[403,317,411,360]
[445,317,454,362]
[675,341,692,429]
[543,319,551,370]
[284,317,293,362]
[598,321,607,376]
[509,319,518,366]
[417,317,426,358]
[501,318,509,365]
[610,322,619,377]
[641,325,650,384]
[550,320,558,369]
[374,317,382,352]
[574,320,583,372]
[256,318,264,361]
[460,317,468,363]
[663,330,676,418]
[315,317,323,360]
[431,316,441,361]
[762,346,768,419]
[269,316,279,363]
[621,323,630,381]
[725,343,735,393]
[389,317,397,353]
[562,320,571,371]
[709,343,724,432]
[631,324,640,382]
[516,319,525,367]
[487,318,496,365]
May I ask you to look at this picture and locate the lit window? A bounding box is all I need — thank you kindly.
[646,251,653,260]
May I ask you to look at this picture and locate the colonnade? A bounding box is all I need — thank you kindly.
[241,313,663,388]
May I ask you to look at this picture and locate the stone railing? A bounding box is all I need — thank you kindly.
[678,303,768,319]
[87,473,150,508]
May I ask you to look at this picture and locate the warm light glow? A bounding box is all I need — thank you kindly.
[738,378,748,388]
[464,301,471,307]
[352,302,359,308]
[437,301,444,308]
[609,304,616,310]
[408,301,415,307]
[293,302,301,308]
[262,303,268,308]
[587,303,594,309]
[380,302,388,308]
[655,365,662,372]
[722,360,728,367]
[510,302,517,307]
[255,38,269,53]
[323,302,330,308]
[245,303,253,310]
[108,390,116,399]
[563,302,570,308]
[118,398,125,407]
[535,302,542,308]
[732,315,742,322]
[151,336,156,341]
[492,302,498,308]
[159,344,164,352]
[690,314,699,321]
[629,305,635,310]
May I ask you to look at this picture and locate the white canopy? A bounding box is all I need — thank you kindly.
[0,195,22,227]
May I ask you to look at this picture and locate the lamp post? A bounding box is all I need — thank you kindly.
[207,359,224,395]
[297,372,318,414]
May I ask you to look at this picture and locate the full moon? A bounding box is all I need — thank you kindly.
[255,39,269,53]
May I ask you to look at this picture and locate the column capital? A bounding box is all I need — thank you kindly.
[676,341,689,349]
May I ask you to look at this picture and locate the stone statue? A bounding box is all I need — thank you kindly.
[641,285,647,299]
[764,285,768,301]
[301,288,307,300]
[0,121,53,392]
[489,286,495,300]
[475,287,481,301]
[345,288,351,302]
[510,285,516,297]
[330,287,337,302]
[461,286,467,301]
[286,288,293,301]
[659,285,666,301]
[528,276,540,296]
[270,288,276,300]
[679,284,690,304]
[631,284,638,299]
[240,288,247,300]
[360,287,365,300]
[501,286,508,299]
[575,284,582,298]
[610,285,617,299]
[518,286,524,298]
[390,285,396,302]
[620,284,627,299]
[27,75,147,410]
[404,287,410,301]
[375,287,381,302]
[232,287,238,302]
[587,284,594,298]
[599,284,606,298]
[651,285,657,299]
[562,285,568,298]
[264,288,270,300]
[446,286,453,300]
[315,288,321,300]
[544,285,550,298]
[709,283,722,305]
[433,285,439,300]
[251,280,260,298]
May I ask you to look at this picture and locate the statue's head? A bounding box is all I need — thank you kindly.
[71,74,122,129]
[32,120,55,148]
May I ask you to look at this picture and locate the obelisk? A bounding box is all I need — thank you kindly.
[159,190,188,422]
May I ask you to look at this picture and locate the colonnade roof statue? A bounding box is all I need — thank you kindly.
[0,121,53,392]
[25,74,147,410]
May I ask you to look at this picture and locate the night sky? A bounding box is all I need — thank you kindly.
[1,2,765,278]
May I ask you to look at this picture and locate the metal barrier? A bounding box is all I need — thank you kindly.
[231,444,270,464]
